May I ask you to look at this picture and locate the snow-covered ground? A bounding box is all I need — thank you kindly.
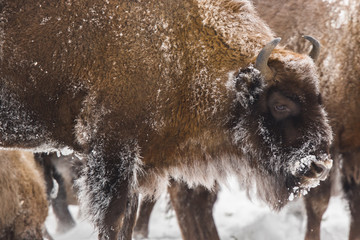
[45,178,350,240]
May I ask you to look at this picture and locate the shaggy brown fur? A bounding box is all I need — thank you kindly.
[0,150,48,240]
[1,0,333,239]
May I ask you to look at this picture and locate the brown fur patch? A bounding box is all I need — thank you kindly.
[0,150,48,239]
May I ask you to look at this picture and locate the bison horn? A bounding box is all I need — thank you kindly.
[255,38,281,81]
[303,35,320,61]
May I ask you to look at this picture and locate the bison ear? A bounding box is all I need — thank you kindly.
[234,65,266,109]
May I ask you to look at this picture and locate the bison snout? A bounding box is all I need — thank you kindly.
[295,155,333,191]
[303,156,332,183]
[311,158,332,181]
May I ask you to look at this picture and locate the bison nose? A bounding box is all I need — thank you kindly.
[311,158,333,181]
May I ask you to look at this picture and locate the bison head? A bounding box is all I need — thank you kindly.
[230,37,333,208]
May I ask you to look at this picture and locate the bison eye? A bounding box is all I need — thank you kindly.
[267,91,300,121]
[274,104,289,112]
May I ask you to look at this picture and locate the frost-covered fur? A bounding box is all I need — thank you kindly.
[252,0,360,239]
[0,150,48,240]
[76,140,142,233]
[1,0,332,239]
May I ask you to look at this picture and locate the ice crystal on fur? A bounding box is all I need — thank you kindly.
[230,65,266,109]
[0,87,53,148]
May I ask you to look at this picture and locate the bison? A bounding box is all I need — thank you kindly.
[0,150,49,240]
[251,0,360,239]
[1,0,332,239]
[155,1,360,239]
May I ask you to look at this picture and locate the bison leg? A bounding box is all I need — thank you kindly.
[77,142,141,240]
[119,193,139,240]
[133,198,157,238]
[342,151,360,240]
[34,153,54,199]
[34,153,76,233]
[98,185,130,240]
[304,177,332,240]
[168,180,220,240]
[51,164,76,233]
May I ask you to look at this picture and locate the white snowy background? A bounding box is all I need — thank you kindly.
[45,177,350,240]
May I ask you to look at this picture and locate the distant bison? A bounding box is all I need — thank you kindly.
[1,0,332,239]
[0,150,49,240]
